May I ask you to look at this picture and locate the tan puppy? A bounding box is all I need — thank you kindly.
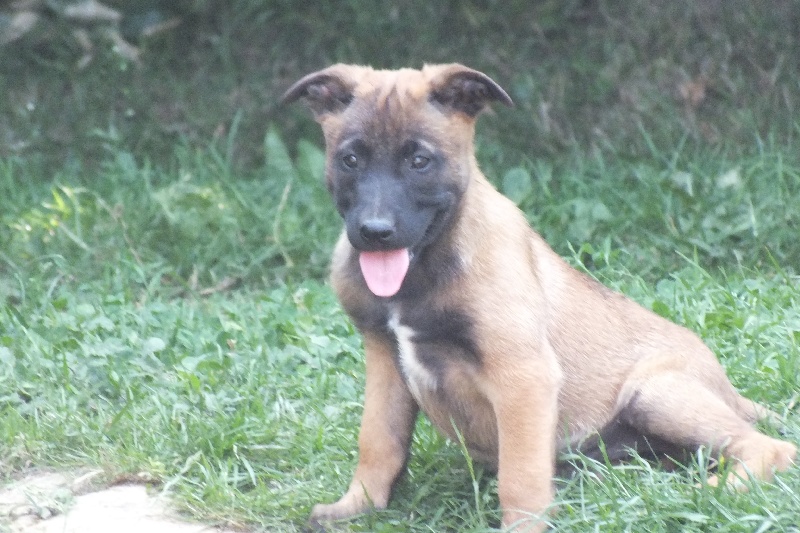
[283,64,796,531]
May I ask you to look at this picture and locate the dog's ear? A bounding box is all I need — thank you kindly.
[282,65,357,117]
[428,64,513,117]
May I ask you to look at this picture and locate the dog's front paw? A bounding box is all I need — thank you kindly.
[308,491,377,530]
[309,502,354,523]
[501,510,550,532]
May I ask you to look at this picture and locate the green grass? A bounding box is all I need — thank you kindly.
[2,131,799,531]
[2,247,799,531]
[2,1,800,531]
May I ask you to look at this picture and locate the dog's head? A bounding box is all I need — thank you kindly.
[284,64,512,297]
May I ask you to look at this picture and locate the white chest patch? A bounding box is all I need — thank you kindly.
[387,308,437,403]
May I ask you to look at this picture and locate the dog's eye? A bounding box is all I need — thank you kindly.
[410,155,430,170]
[342,154,358,168]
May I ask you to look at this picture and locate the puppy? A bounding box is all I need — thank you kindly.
[283,64,796,531]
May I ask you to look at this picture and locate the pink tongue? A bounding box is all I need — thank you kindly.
[358,249,410,297]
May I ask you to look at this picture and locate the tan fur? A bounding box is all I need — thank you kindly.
[287,64,797,532]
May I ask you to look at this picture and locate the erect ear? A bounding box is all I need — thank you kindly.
[427,64,514,117]
[282,65,358,117]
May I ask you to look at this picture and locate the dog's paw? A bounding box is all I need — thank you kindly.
[501,510,550,532]
[307,503,350,532]
[309,502,349,522]
[706,435,797,490]
[308,491,378,530]
[774,439,797,469]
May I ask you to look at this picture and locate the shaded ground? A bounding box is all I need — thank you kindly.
[0,471,242,533]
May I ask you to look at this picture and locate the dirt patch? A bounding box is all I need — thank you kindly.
[0,470,242,533]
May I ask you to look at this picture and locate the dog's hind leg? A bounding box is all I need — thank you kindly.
[612,367,796,488]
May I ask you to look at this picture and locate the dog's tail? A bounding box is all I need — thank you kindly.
[736,395,787,429]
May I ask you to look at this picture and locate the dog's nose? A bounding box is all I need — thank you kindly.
[359,218,395,243]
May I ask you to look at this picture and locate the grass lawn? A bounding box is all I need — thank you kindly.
[1,1,799,531]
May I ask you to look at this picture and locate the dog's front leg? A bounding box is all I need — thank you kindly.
[310,331,418,526]
[488,350,561,532]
